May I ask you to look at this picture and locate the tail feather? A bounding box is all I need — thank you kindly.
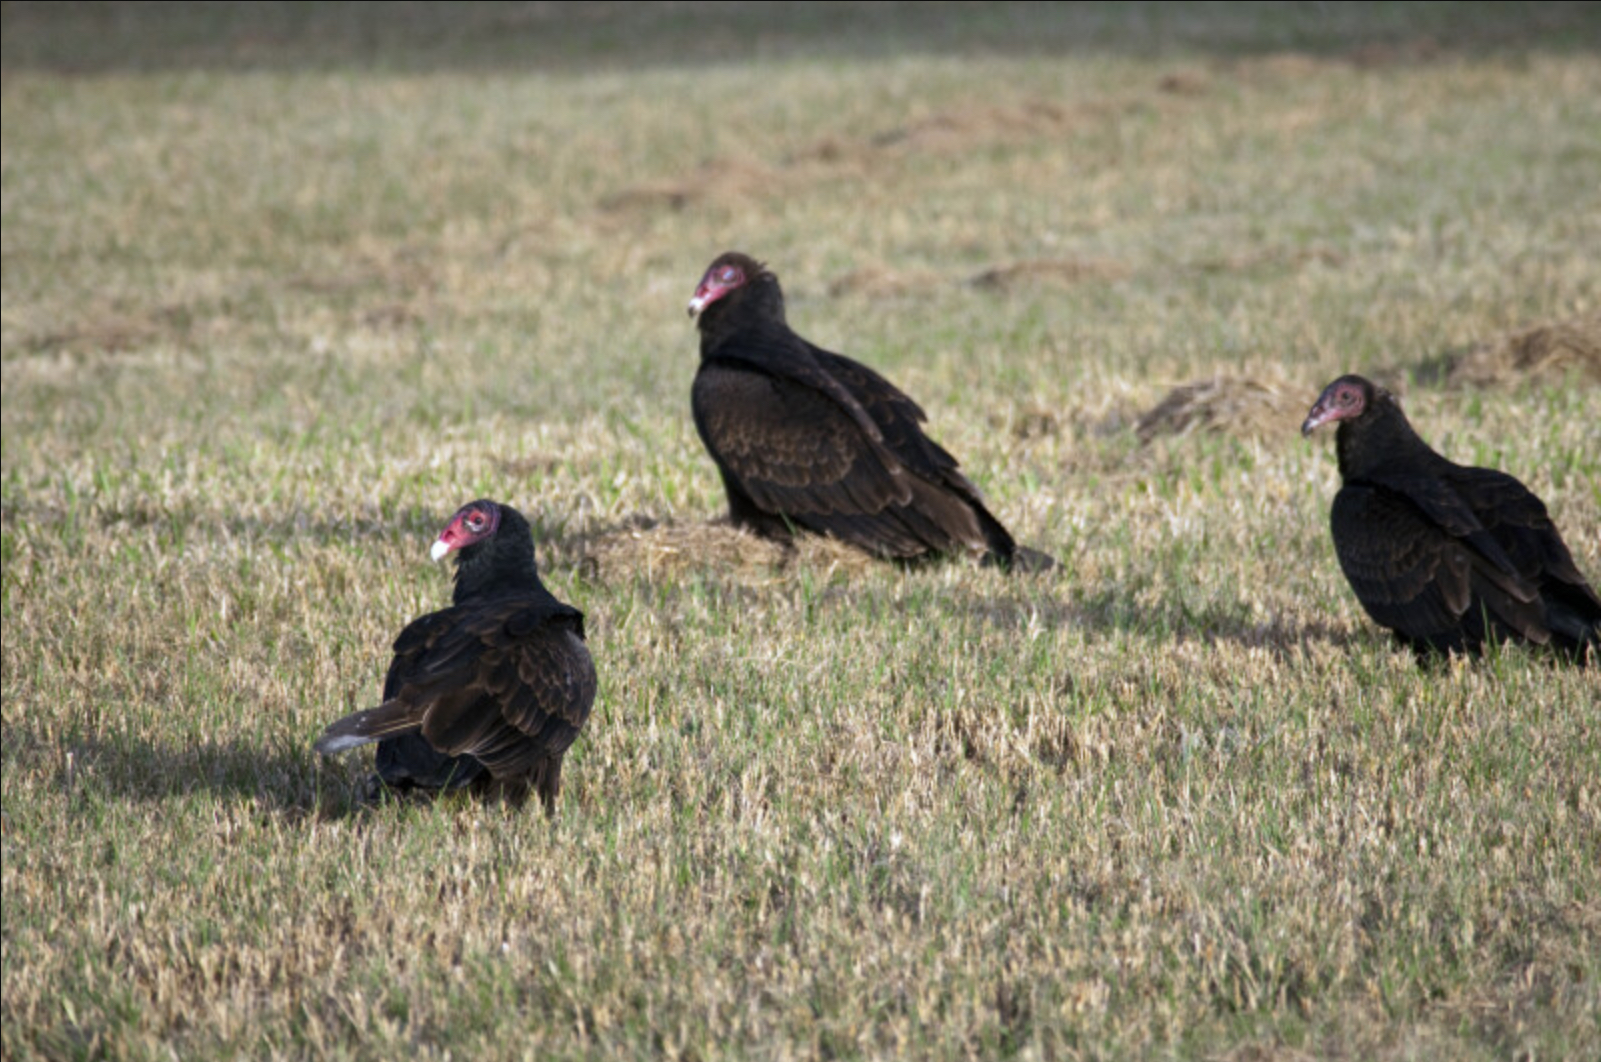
[1546,602,1600,666]
[1008,545,1057,574]
[965,493,1056,574]
[314,700,424,758]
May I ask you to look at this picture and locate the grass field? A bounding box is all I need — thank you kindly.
[4,3,1601,1059]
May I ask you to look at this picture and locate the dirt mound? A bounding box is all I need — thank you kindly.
[969,258,1130,291]
[825,266,941,299]
[1191,246,1344,275]
[579,518,873,583]
[790,97,1090,168]
[598,157,778,214]
[1440,314,1601,388]
[1135,376,1303,444]
[866,99,1079,152]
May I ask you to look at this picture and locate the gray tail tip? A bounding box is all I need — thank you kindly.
[313,731,374,757]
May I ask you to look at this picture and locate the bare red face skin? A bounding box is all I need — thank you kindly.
[1301,377,1370,437]
[431,502,501,561]
[687,259,747,317]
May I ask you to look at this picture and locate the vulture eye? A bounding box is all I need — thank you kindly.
[466,512,486,533]
[720,266,739,283]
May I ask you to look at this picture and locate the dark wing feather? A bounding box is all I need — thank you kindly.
[1333,481,1554,652]
[809,347,946,476]
[374,608,486,790]
[816,345,1022,561]
[1371,462,1601,652]
[390,599,593,753]
[694,357,1018,560]
[1444,466,1601,654]
[414,609,594,771]
[704,331,887,444]
[1331,484,1476,651]
[383,610,458,698]
[1443,466,1600,596]
[1365,470,1526,582]
[694,364,910,529]
[336,597,595,793]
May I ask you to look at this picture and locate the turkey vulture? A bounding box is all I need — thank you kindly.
[687,251,1053,571]
[314,500,598,813]
[1302,375,1599,661]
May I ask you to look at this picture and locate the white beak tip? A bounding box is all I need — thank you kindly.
[429,539,451,562]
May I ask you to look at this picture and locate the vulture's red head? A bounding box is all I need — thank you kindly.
[431,500,503,562]
[1302,375,1384,437]
[687,252,765,317]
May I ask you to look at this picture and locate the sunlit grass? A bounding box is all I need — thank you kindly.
[4,4,1600,1060]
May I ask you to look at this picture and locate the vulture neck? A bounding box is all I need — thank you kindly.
[698,275,788,355]
[452,529,544,604]
[1335,397,1437,481]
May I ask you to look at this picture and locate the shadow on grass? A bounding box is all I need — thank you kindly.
[949,580,1359,659]
[1400,312,1601,392]
[7,725,366,820]
[541,510,1360,656]
[4,1,1598,75]
[12,721,588,822]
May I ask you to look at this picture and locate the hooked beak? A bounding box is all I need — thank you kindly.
[1300,400,1335,438]
[687,291,709,317]
[430,538,452,562]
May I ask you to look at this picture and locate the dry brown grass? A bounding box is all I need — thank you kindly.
[825,265,944,299]
[1438,312,1601,388]
[582,517,782,579]
[1135,375,1307,444]
[969,258,1135,291]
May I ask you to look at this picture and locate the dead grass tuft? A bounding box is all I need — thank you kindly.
[1228,52,1337,83]
[579,516,930,584]
[1343,37,1447,69]
[13,300,216,357]
[866,99,1080,153]
[1135,375,1305,443]
[826,265,942,299]
[580,517,790,581]
[598,157,779,213]
[1193,246,1346,275]
[604,96,1111,218]
[1001,404,1064,441]
[789,97,1090,167]
[969,258,1131,291]
[1434,313,1601,388]
[1157,70,1211,96]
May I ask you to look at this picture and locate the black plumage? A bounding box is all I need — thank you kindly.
[314,500,597,813]
[687,251,1052,571]
[1302,375,1599,661]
